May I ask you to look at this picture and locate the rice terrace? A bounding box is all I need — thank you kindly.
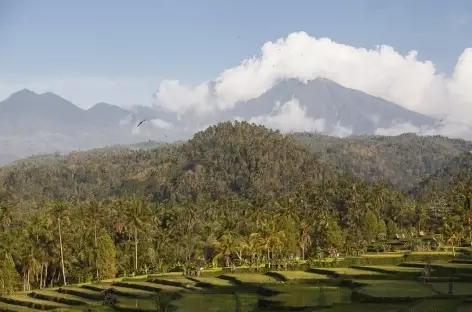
[2,248,472,311]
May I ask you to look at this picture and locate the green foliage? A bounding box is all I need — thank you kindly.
[97,233,117,280]
[0,121,470,290]
[0,256,21,295]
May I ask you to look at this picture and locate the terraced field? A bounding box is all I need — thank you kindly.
[309,267,388,278]
[1,264,472,312]
[354,280,437,298]
[262,285,351,309]
[266,270,330,282]
[353,265,424,274]
[219,273,279,284]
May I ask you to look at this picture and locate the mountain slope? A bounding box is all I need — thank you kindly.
[0,122,340,201]
[4,124,472,197]
[0,78,449,166]
[0,90,167,164]
[296,132,472,191]
[219,78,438,135]
[411,151,472,195]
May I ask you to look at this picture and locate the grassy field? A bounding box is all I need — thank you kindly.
[355,265,424,273]
[354,280,437,298]
[266,270,330,281]
[220,273,279,284]
[2,260,472,312]
[264,285,351,308]
[173,293,259,312]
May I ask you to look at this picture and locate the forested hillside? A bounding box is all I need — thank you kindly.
[296,132,472,191]
[0,121,471,294]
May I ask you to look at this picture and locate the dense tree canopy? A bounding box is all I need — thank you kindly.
[0,121,471,294]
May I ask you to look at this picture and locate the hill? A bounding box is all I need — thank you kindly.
[0,122,339,201]
[3,126,472,195]
[0,78,443,165]
[411,151,472,196]
[295,132,472,191]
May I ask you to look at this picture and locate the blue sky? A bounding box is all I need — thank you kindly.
[0,0,471,108]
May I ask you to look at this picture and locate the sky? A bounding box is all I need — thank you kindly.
[0,0,471,129]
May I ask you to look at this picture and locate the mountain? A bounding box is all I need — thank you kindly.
[0,78,446,165]
[217,78,438,135]
[0,90,168,165]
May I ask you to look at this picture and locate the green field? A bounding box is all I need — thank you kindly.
[2,261,472,312]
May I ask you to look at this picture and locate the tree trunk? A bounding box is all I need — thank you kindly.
[94,223,99,281]
[301,246,305,260]
[40,264,43,289]
[44,263,48,288]
[134,226,138,272]
[58,218,67,286]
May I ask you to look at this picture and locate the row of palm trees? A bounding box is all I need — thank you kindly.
[1,174,471,293]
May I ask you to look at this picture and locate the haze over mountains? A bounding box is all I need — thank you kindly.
[0,77,467,165]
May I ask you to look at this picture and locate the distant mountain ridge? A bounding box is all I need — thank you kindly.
[216,78,438,135]
[0,77,445,165]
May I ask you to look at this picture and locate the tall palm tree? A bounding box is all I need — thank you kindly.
[51,201,70,286]
[298,221,312,260]
[125,198,147,273]
[85,200,103,281]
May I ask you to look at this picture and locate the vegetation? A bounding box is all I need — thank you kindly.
[0,121,472,311]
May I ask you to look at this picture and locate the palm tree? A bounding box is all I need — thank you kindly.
[85,200,103,281]
[51,201,70,286]
[259,218,285,265]
[212,229,238,267]
[298,221,312,260]
[125,198,147,273]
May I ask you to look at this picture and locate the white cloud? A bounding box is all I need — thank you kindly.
[153,31,472,129]
[119,114,133,126]
[149,118,173,130]
[248,98,325,133]
[375,121,472,140]
[130,118,174,137]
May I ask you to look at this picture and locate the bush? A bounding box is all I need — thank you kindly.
[307,253,454,268]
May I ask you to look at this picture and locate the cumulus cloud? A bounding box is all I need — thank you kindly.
[149,118,173,130]
[248,98,325,133]
[153,31,472,137]
[375,121,472,140]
